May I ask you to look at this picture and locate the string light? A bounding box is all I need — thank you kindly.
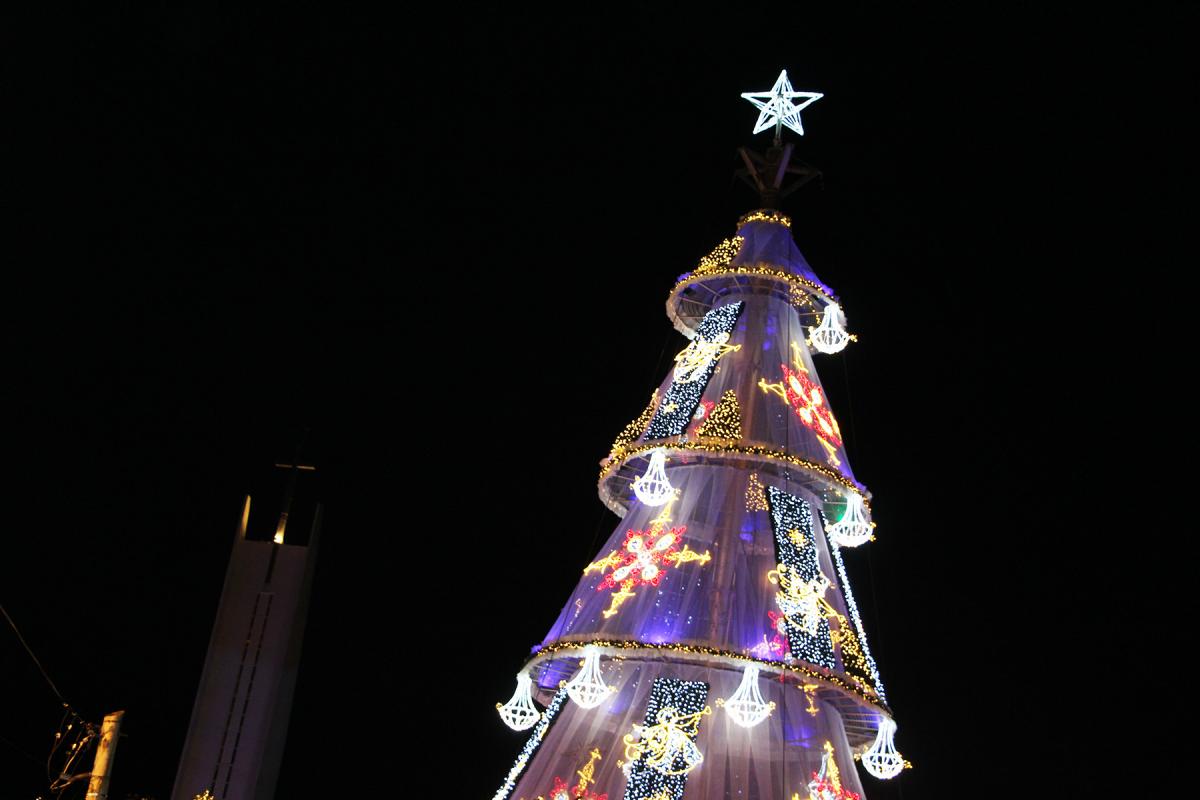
[645,303,744,440]
[695,389,742,440]
[759,343,844,466]
[527,640,886,709]
[825,530,886,703]
[766,486,837,670]
[858,717,909,780]
[622,678,710,799]
[672,264,830,303]
[496,671,542,731]
[807,302,857,355]
[716,663,776,728]
[738,209,793,228]
[609,390,659,460]
[745,472,769,512]
[826,493,875,548]
[696,236,743,271]
[563,646,615,709]
[632,449,675,507]
[601,441,867,498]
[492,687,569,800]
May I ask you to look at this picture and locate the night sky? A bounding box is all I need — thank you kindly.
[5,8,1187,799]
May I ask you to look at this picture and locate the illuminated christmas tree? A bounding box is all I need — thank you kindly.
[494,71,906,800]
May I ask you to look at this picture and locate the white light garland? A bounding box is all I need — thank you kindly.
[632,448,675,507]
[716,663,776,728]
[563,646,613,709]
[826,493,875,548]
[825,529,886,702]
[492,686,569,800]
[496,671,541,731]
[860,717,906,780]
[807,302,854,355]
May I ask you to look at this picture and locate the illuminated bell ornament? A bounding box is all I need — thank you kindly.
[496,671,541,731]
[564,646,613,709]
[860,717,906,780]
[716,663,776,728]
[807,302,854,355]
[632,448,675,507]
[826,494,875,548]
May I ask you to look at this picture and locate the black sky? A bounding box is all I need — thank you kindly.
[4,7,1188,799]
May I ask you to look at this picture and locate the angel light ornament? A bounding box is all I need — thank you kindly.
[716,663,776,728]
[771,563,832,636]
[673,331,740,384]
[623,705,712,776]
[826,493,875,548]
[563,646,614,709]
[496,671,541,731]
[632,448,675,507]
[806,302,856,355]
[859,717,907,780]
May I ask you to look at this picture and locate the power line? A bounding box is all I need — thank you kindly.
[1,603,70,707]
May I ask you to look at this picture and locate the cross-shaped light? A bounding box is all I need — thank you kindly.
[741,70,823,139]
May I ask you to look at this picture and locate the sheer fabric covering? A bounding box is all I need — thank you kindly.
[630,293,859,486]
[507,658,867,800]
[543,467,879,699]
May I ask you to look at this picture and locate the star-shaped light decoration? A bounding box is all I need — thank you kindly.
[741,70,822,139]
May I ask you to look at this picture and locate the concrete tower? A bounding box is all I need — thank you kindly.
[171,465,320,800]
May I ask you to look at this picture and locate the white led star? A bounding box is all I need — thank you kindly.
[741,70,823,138]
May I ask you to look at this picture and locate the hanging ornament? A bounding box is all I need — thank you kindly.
[632,449,675,507]
[826,493,875,548]
[716,663,776,728]
[859,717,909,780]
[806,741,860,800]
[807,303,856,355]
[496,671,542,731]
[759,343,844,467]
[563,646,614,709]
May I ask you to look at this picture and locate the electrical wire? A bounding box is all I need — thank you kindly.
[1,603,98,796]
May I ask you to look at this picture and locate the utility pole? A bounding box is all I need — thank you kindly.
[85,710,125,800]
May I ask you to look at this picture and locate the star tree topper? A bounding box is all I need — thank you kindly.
[741,70,823,140]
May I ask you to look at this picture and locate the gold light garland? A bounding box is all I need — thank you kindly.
[609,390,659,459]
[745,473,769,512]
[527,640,887,710]
[697,236,744,271]
[671,264,835,313]
[738,210,792,228]
[695,389,742,440]
[601,440,866,498]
